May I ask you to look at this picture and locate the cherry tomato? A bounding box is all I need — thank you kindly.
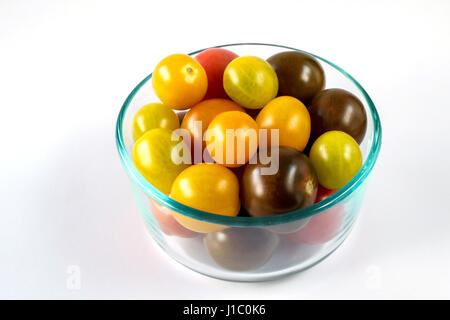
[223,56,278,109]
[195,48,239,99]
[309,131,362,189]
[287,206,345,244]
[309,88,367,144]
[152,54,207,110]
[242,147,318,217]
[204,228,279,271]
[256,96,311,151]
[132,102,180,141]
[287,186,344,244]
[206,111,259,168]
[264,218,310,235]
[315,185,338,203]
[170,164,240,233]
[149,198,197,238]
[267,51,325,104]
[132,128,190,195]
[181,99,244,160]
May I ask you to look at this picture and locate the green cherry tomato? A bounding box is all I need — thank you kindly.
[132,102,180,141]
[309,131,362,189]
[223,56,278,109]
[132,128,190,195]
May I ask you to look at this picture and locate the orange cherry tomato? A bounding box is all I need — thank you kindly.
[206,111,259,168]
[152,54,208,110]
[256,96,311,151]
[181,99,245,160]
[170,164,240,233]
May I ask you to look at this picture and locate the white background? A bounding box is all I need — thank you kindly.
[1,0,450,299]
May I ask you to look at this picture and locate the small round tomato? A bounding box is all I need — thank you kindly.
[181,99,244,160]
[310,131,362,189]
[206,111,259,168]
[132,128,190,195]
[242,147,318,217]
[152,54,207,110]
[315,185,338,203]
[149,198,197,238]
[267,51,325,104]
[170,164,240,233]
[132,102,180,141]
[287,206,345,244]
[309,88,367,144]
[195,48,239,99]
[204,228,279,271]
[287,186,343,244]
[223,56,278,109]
[256,96,311,152]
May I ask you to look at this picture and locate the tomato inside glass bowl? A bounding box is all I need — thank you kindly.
[116,43,382,281]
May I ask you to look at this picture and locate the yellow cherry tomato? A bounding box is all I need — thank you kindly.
[223,56,278,109]
[152,54,208,110]
[181,99,245,155]
[170,164,240,233]
[132,102,180,141]
[206,111,259,168]
[256,96,311,151]
[132,128,190,195]
[309,131,363,189]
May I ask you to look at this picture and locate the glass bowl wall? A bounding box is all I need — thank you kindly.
[116,43,381,281]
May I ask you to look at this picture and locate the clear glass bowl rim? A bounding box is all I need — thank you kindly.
[116,42,382,227]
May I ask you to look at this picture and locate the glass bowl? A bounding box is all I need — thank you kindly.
[116,43,382,281]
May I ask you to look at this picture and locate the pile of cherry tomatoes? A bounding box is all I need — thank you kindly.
[131,47,367,239]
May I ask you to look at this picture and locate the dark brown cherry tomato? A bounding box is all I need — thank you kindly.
[267,51,325,104]
[241,147,318,217]
[309,88,367,144]
[204,228,279,271]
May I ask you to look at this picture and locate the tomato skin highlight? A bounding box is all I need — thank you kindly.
[195,48,239,99]
[287,185,343,244]
[170,164,240,233]
[223,56,278,109]
[152,54,208,110]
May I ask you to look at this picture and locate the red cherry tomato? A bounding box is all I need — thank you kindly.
[195,48,238,99]
[315,185,338,203]
[287,185,344,244]
[149,199,197,238]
